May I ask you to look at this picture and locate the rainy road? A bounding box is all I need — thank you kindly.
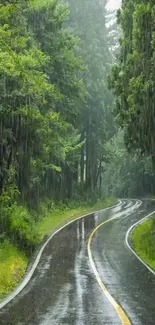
[1,199,155,325]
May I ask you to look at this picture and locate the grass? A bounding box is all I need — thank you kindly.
[0,197,117,298]
[36,197,117,241]
[0,240,28,297]
[132,217,155,270]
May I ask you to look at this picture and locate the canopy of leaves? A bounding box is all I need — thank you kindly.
[0,0,86,204]
[110,1,155,167]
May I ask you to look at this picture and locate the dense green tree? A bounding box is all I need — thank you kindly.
[68,0,116,194]
[0,0,87,205]
[110,0,155,171]
[26,0,87,201]
[102,132,155,198]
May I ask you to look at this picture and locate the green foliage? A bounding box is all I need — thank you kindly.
[132,217,155,270]
[0,0,86,204]
[110,0,155,170]
[102,131,155,198]
[9,205,41,245]
[0,184,19,231]
[0,185,40,251]
[68,0,116,192]
[0,0,117,204]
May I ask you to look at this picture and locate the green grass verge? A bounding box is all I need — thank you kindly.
[0,241,28,297]
[132,217,155,270]
[36,197,117,241]
[0,197,117,298]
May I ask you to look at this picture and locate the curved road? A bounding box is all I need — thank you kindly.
[1,199,155,325]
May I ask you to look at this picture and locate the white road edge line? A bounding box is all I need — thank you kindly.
[0,200,123,310]
[125,209,155,276]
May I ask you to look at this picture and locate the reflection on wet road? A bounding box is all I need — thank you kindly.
[1,199,155,324]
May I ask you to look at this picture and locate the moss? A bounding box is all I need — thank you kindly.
[132,217,155,270]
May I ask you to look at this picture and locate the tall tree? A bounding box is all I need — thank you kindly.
[68,0,116,194]
[102,131,155,198]
[110,0,155,170]
[0,0,86,205]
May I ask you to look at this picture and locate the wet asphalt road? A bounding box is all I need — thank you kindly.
[1,199,155,325]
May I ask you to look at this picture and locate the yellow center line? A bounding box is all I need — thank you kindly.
[87,217,132,325]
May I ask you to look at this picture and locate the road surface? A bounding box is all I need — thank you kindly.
[0,199,155,325]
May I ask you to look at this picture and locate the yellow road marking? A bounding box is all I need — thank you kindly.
[88,216,132,325]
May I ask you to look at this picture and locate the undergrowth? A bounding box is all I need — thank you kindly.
[132,217,155,270]
[0,189,117,298]
[36,197,117,241]
[0,241,28,297]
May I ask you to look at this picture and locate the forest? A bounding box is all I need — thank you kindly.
[1,0,155,296]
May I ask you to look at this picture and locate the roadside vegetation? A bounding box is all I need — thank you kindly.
[0,241,28,298]
[36,197,117,241]
[0,196,116,298]
[132,218,155,270]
